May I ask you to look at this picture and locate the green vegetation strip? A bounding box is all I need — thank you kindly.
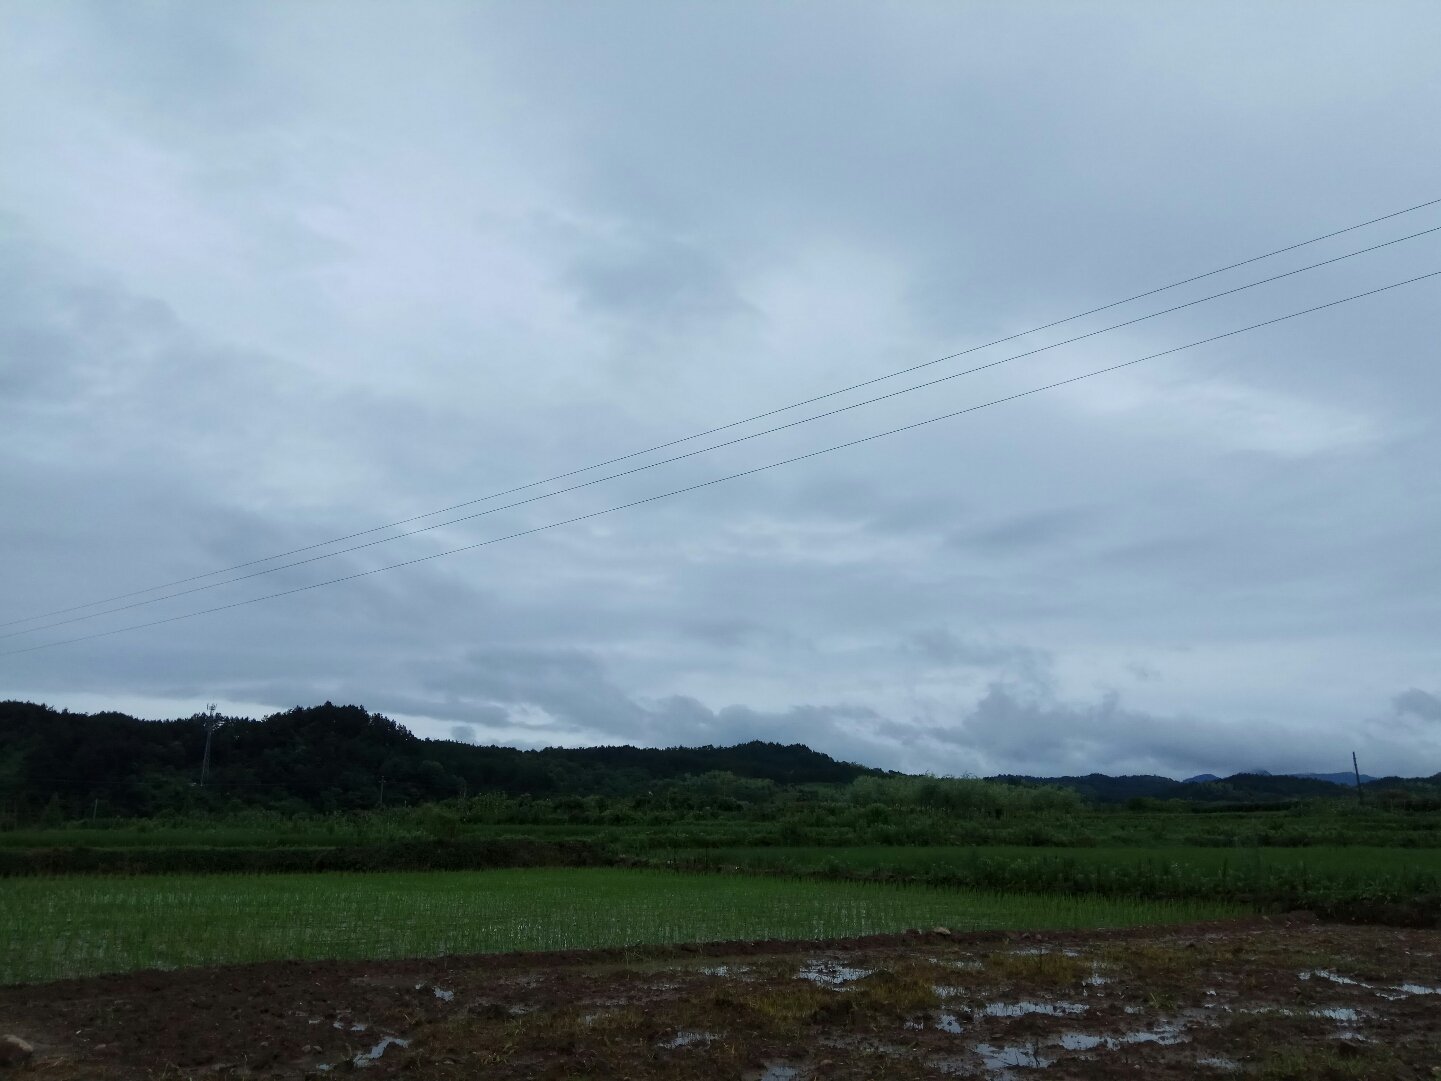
[0,868,1247,985]
[0,838,613,876]
[664,844,1441,906]
[670,843,1434,880]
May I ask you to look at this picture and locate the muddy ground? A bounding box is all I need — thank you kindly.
[1,916,1437,1080]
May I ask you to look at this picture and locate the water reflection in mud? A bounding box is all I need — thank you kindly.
[750,1063,801,1080]
[982,1000,1087,1018]
[352,1035,410,1068]
[796,960,872,987]
[973,1042,1056,1070]
[661,1030,717,1049]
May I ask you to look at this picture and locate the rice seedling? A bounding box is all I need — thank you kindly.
[0,868,1246,984]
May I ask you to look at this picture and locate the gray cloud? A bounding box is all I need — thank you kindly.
[2,3,1439,779]
[872,680,1413,780]
[563,225,755,331]
[1394,689,1441,724]
[901,629,1054,697]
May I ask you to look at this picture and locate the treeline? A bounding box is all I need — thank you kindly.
[3,699,1439,826]
[0,700,879,820]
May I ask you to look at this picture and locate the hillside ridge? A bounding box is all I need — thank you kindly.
[2,700,1436,816]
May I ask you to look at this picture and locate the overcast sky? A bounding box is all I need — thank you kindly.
[3,2,1440,779]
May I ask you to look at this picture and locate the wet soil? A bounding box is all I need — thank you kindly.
[1,915,1438,1079]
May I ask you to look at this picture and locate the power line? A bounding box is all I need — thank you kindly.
[6,222,1439,640]
[5,267,1435,658]
[6,195,1439,631]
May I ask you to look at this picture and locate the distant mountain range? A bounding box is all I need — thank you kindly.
[1183,770,1378,786]
[989,769,1436,804]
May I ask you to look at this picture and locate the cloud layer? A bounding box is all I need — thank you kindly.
[3,2,1439,777]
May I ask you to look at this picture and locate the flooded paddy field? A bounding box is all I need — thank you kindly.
[2,916,1437,1080]
[0,869,1244,985]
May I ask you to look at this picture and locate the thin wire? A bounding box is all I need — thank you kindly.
[6,222,1439,640]
[5,267,1434,658]
[6,195,1440,629]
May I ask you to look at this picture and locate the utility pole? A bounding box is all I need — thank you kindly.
[1352,750,1364,803]
[200,703,219,786]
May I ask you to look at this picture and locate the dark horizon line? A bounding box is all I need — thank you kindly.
[4,697,1426,786]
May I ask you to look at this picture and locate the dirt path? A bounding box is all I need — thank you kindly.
[2,916,1437,1079]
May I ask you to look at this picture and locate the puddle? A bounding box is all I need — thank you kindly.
[1048,1019,1190,1054]
[1119,1020,1188,1046]
[936,1011,964,1033]
[333,1021,369,1032]
[1009,947,1083,958]
[662,1030,716,1049]
[1299,969,1364,987]
[415,982,455,1002]
[796,961,872,987]
[973,1042,1056,1070]
[1222,1002,1367,1032]
[701,964,751,977]
[353,1036,410,1068]
[750,1064,801,1080]
[1300,970,1440,999]
[983,1000,1087,1018]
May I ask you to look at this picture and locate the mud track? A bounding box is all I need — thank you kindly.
[2,916,1437,1079]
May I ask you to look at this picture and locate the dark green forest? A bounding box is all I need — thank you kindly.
[3,699,1438,825]
[0,700,882,819]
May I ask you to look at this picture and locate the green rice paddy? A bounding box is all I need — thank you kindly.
[0,868,1247,984]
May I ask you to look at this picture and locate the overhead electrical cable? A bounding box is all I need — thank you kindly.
[4,267,1435,658]
[4,222,1438,640]
[5,195,1440,630]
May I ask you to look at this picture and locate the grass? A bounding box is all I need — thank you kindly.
[0,822,621,849]
[1254,1043,1409,1080]
[0,868,1248,985]
[664,843,1434,876]
[660,844,1441,907]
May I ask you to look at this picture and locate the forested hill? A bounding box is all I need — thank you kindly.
[0,700,880,817]
[4,700,1437,820]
